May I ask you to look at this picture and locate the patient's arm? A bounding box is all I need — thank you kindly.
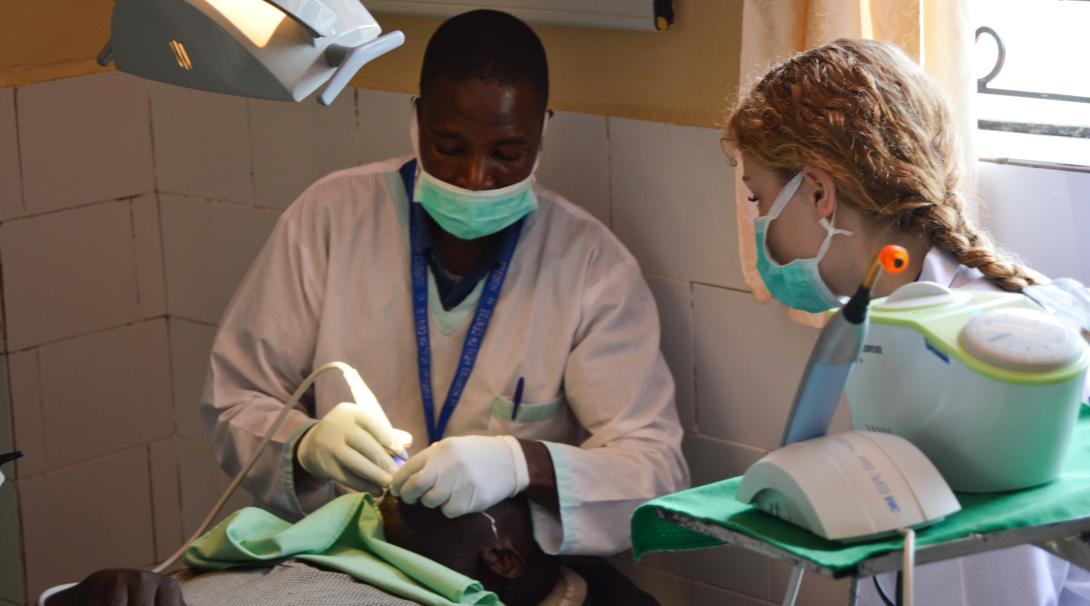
[48,569,186,606]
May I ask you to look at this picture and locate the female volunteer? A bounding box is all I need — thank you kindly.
[721,39,1090,605]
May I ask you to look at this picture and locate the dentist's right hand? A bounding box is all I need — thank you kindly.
[296,401,413,490]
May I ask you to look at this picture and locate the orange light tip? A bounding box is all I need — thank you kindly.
[879,245,910,274]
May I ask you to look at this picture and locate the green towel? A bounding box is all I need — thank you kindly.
[631,406,1090,574]
[185,493,501,606]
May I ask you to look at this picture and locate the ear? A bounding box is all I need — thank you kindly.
[480,542,527,580]
[414,96,431,131]
[802,165,838,221]
[539,109,553,151]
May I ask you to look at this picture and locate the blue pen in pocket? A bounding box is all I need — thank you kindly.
[511,377,525,421]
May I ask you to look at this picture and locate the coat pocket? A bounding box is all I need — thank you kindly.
[487,392,573,441]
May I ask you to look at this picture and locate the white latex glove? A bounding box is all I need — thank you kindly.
[389,435,530,518]
[297,401,413,490]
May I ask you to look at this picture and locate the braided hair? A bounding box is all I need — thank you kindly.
[724,38,1037,291]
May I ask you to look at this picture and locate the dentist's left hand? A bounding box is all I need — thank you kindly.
[390,435,530,517]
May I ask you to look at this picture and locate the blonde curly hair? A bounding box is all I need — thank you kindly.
[724,38,1037,292]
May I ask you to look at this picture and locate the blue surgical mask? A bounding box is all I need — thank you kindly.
[754,172,853,313]
[410,106,546,240]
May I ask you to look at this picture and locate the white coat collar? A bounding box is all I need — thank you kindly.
[918,247,994,291]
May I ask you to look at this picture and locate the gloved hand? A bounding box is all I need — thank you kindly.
[389,435,530,518]
[296,401,413,490]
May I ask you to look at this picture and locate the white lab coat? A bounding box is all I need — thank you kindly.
[200,156,689,556]
[857,248,1090,606]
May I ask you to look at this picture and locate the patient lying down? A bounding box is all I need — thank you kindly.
[49,495,585,606]
[380,494,566,605]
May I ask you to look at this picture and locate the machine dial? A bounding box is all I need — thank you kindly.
[959,308,1083,372]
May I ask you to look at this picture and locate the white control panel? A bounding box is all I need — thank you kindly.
[960,308,1083,371]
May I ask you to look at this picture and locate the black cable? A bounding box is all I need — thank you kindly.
[874,575,896,606]
[896,570,904,605]
[0,450,22,465]
[842,285,872,324]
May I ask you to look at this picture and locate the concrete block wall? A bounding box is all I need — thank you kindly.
[0,76,432,605]
[0,71,837,605]
[1,72,170,605]
[2,71,1085,606]
[0,72,263,605]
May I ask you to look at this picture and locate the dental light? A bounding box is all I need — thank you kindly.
[98,0,405,105]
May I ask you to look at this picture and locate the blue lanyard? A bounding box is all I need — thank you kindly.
[405,166,523,444]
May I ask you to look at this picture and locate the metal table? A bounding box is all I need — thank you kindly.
[656,509,1090,605]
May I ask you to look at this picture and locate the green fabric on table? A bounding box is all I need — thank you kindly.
[185,493,501,606]
[631,406,1090,574]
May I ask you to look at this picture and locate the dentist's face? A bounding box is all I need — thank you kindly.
[416,77,545,191]
[741,154,828,265]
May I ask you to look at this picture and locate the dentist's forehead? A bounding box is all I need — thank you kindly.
[420,77,544,135]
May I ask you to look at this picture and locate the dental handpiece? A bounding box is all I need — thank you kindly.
[780,245,909,446]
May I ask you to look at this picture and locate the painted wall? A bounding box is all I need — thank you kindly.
[353,3,743,127]
[0,0,115,87]
[0,2,743,127]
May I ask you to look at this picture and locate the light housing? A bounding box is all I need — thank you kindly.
[100,0,404,105]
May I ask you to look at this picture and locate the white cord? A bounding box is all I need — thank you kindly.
[38,582,78,605]
[480,511,499,541]
[899,527,916,606]
[149,362,370,574]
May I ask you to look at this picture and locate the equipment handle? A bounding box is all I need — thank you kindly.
[318,31,405,106]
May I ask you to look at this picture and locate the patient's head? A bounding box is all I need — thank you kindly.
[380,495,558,606]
